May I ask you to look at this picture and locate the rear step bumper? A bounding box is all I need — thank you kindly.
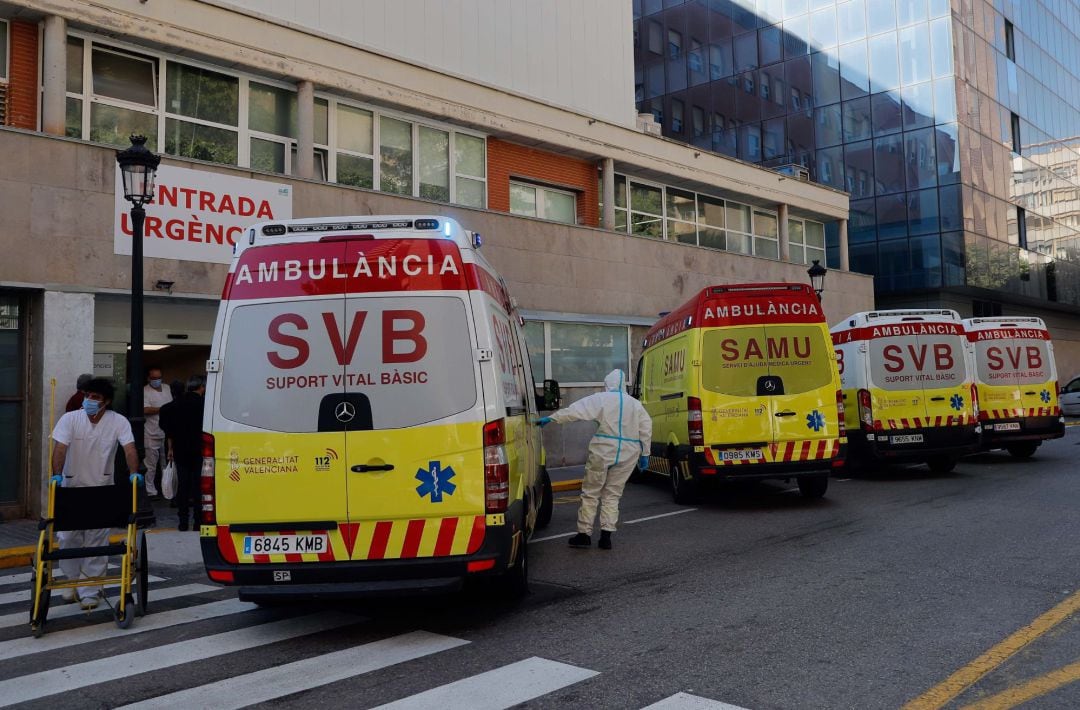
[981,416,1064,446]
[239,577,463,600]
[849,424,980,462]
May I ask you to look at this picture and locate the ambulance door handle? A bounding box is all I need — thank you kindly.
[1024,391,1037,395]
[774,410,797,417]
[351,464,394,473]
[930,397,946,401]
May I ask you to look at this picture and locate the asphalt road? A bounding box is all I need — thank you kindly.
[2,428,1080,709]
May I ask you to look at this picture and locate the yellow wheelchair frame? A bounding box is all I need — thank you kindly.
[30,475,149,637]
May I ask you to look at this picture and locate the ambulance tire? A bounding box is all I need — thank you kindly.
[537,468,554,530]
[1006,442,1039,459]
[669,455,698,505]
[499,536,529,599]
[926,456,957,474]
[797,475,829,499]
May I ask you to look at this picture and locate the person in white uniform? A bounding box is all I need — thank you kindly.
[538,369,652,550]
[50,377,140,609]
[142,367,172,498]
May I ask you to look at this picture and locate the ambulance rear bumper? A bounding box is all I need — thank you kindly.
[689,446,846,481]
[981,416,1064,446]
[852,424,980,461]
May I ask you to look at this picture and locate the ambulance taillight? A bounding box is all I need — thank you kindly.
[857,389,873,430]
[688,397,704,446]
[483,419,510,513]
[970,383,980,420]
[836,390,846,437]
[200,432,216,525]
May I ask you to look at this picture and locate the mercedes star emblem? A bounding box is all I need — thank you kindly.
[335,401,356,423]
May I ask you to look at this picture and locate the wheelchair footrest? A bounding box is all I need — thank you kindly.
[42,543,127,561]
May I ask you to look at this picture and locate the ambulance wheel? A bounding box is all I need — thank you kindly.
[29,568,51,637]
[797,475,829,499]
[669,456,697,505]
[500,537,529,599]
[536,468,553,530]
[1006,442,1039,459]
[926,456,957,474]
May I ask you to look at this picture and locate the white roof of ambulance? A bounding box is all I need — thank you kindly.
[963,316,1048,331]
[831,309,963,333]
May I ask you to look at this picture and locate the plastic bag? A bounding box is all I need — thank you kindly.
[161,459,178,500]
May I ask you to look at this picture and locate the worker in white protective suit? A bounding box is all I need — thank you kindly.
[537,369,651,550]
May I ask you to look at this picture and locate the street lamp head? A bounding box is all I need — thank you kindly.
[807,259,827,299]
[115,135,161,206]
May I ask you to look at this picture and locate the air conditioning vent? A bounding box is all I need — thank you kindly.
[775,163,810,181]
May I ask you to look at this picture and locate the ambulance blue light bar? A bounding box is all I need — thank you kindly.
[261,219,441,236]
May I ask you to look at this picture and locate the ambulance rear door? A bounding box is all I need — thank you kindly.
[971,323,1056,419]
[915,326,970,426]
[763,324,840,454]
[699,326,773,459]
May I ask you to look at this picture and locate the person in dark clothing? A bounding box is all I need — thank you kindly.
[64,373,94,413]
[164,375,206,531]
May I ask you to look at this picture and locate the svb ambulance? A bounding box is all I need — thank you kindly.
[199,216,556,599]
[963,316,1064,457]
[831,310,980,473]
[636,283,845,503]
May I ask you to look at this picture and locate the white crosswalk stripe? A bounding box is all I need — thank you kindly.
[372,656,599,709]
[0,583,219,629]
[0,611,358,707]
[116,630,470,710]
[0,573,166,606]
[0,562,124,586]
[641,692,752,709]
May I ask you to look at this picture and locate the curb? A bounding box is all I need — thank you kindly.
[0,528,170,570]
[552,479,582,492]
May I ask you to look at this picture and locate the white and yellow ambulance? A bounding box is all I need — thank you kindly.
[831,310,980,473]
[635,283,845,503]
[964,316,1064,457]
[198,215,556,599]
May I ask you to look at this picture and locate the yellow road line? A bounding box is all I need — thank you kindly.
[903,589,1080,710]
[962,658,1080,709]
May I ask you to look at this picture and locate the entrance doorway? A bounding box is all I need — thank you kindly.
[0,293,27,519]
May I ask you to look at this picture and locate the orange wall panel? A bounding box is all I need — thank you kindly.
[7,21,39,130]
[487,138,599,227]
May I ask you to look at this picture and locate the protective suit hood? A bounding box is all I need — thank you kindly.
[603,369,626,393]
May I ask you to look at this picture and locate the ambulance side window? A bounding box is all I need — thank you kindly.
[510,317,532,413]
[632,356,644,399]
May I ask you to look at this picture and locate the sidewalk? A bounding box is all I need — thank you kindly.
[549,464,584,492]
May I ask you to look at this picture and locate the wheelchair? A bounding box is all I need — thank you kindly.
[30,475,150,637]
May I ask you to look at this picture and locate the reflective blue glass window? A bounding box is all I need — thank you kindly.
[850,242,878,274]
[930,17,953,78]
[939,183,961,231]
[816,145,844,188]
[785,55,813,114]
[902,82,934,130]
[810,7,838,49]
[810,0,833,10]
[812,50,841,105]
[734,32,758,71]
[784,0,809,20]
[837,0,867,44]
[878,239,911,291]
[710,41,734,80]
[646,63,666,98]
[867,0,897,35]
[905,127,937,190]
[759,0,783,25]
[739,123,762,162]
[849,197,877,242]
[667,56,688,92]
[843,97,872,141]
[898,25,931,85]
[928,0,949,19]
[763,117,786,159]
[907,187,940,235]
[760,25,783,66]
[874,133,905,194]
[733,0,764,31]
[933,78,956,124]
[844,139,875,198]
[942,231,964,286]
[784,15,810,56]
[839,41,870,99]
[910,234,942,288]
[877,193,909,239]
[815,103,843,147]
[871,90,903,135]
[935,122,959,184]
[868,32,900,92]
[896,0,928,27]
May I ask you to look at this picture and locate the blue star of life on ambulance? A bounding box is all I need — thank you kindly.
[1040,389,1051,403]
[950,393,964,411]
[415,461,456,503]
[806,410,825,432]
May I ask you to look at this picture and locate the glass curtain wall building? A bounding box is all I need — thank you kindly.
[636,0,1080,312]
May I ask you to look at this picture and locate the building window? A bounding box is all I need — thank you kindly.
[524,321,631,386]
[629,180,664,238]
[1010,112,1021,154]
[1004,19,1015,61]
[164,63,239,166]
[788,218,827,266]
[88,46,159,147]
[1016,205,1028,249]
[671,99,684,133]
[648,21,663,54]
[0,19,8,81]
[510,181,577,224]
[753,210,779,260]
[668,29,682,59]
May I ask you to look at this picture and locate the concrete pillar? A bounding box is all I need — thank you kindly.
[601,157,616,230]
[777,203,790,262]
[838,217,850,271]
[296,80,315,180]
[41,15,67,136]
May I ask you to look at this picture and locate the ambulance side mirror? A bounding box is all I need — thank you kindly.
[537,379,561,411]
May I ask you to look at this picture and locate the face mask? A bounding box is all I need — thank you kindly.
[150,379,162,388]
[82,398,101,417]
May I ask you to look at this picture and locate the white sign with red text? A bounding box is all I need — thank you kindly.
[114,164,292,265]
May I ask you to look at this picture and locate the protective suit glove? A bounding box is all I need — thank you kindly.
[638,456,649,470]
[535,416,553,427]
[129,473,145,486]
[49,474,63,486]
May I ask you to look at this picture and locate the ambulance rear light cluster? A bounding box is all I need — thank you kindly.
[200,432,216,525]
[857,389,873,430]
[970,383,980,419]
[260,218,441,237]
[836,390,846,437]
[483,419,509,513]
[688,397,705,446]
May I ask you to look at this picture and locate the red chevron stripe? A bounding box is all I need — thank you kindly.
[368,521,393,560]
[400,519,426,559]
[281,529,302,563]
[315,530,334,561]
[800,440,812,461]
[815,440,827,459]
[466,515,486,554]
[434,517,459,557]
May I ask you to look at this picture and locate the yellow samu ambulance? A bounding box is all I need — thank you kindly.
[199,215,556,599]
[964,316,1064,458]
[831,310,980,473]
[635,283,846,503]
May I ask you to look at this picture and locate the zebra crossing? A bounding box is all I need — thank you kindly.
[0,566,749,709]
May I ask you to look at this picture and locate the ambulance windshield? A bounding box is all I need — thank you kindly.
[218,295,477,432]
[701,325,833,396]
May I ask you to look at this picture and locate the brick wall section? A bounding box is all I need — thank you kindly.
[487,137,599,227]
[6,21,38,129]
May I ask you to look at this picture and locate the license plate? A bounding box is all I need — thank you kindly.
[996,422,1021,431]
[890,434,924,444]
[243,535,328,555]
[718,448,764,461]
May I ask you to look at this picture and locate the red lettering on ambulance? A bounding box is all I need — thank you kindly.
[1026,346,1043,370]
[382,310,427,364]
[267,314,310,369]
[933,344,954,370]
[987,346,1004,371]
[322,311,367,366]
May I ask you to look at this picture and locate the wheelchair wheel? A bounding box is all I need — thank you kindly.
[29,567,51,638]
[115,593,134,629]
[134,531,149,616]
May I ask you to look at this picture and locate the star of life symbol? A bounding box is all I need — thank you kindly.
[950,394,964,411]
[415,461,457,503]
[806,410,825,432]
[1040,389,1051,403]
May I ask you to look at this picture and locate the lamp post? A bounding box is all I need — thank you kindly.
[807,259,827,301]
[116,135,161,472]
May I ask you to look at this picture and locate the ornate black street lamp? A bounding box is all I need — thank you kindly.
[116,135,160,468]
[807,259,827,301]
